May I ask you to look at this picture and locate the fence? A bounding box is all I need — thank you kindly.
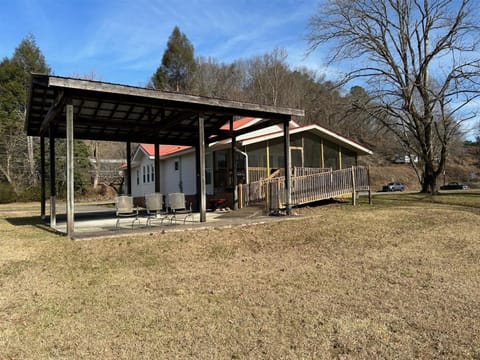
[237,166,370,210]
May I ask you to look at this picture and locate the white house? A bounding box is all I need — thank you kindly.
[129,117,373,207]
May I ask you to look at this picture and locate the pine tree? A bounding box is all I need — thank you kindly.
[151,26,196,92]
[0,34,50,194]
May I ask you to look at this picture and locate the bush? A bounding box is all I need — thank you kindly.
[0,182,17,203]
[16,186,42,202]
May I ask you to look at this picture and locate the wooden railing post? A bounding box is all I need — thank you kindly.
[367,165,372,205]
[351,166,356,206]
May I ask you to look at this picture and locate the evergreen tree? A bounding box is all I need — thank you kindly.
[151,26,196,92]
[0,34,50,194]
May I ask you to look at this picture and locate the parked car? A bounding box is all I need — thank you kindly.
[440,182,469,190]
[382,182,405,192]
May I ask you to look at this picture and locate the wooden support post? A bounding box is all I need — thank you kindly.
[238,184,243,209]
[49,127,56,228]
[40,136,46,220]
[266,142,270,176]
[351,166,356,206]
[197,114,206,222]
[66,102,75,239]
[283,120,292,215]
[321,139,325,168]
[368,165,372,205]
[230,118,238,210]
[154,143,160,193]
[126,142,132,195]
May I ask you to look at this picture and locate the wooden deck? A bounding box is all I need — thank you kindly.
[238,166,370,211]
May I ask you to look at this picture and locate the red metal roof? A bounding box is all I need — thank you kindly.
[140,144,192,157]
[139,117,257,156]
[219,117,256,130]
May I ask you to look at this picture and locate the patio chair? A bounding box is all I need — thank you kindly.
[145,193,169,227]
[115,195,140,229]
[168,192,193,224]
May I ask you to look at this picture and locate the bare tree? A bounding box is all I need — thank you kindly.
[193,57,245,100]
[308,0,480,193]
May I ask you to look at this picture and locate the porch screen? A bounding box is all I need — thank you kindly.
[247,143,267,167]
[342,148,357,168]
[303,133,322,168]
[323,139,339,169]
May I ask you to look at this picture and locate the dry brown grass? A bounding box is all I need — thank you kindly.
[1,196,479,359]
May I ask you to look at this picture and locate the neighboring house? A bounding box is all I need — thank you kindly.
[129,117,372,206]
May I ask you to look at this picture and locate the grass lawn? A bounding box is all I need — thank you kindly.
[1,192,479,359]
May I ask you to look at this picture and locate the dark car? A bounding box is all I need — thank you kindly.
[440,182,469,190]
[382,182,405,192]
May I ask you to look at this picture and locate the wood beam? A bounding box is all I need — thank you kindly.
[126,142,132,195]
[40,136,46,220]
[208,118,284,144]
[197,114,206,222]
[49,127,56,228]
[283,120,292,215]
[66,102,75,239]
[154,143,160,193]
[230,117,238,210]
[40,91,64,136]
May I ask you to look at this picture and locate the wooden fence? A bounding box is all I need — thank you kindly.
[237,166,370,210]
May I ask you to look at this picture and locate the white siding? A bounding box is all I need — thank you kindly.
[131,155,155,197]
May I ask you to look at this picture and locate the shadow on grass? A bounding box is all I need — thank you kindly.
[4,215,64,236]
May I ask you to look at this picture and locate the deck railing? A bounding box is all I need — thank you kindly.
[237,166,370,210]
[247,166,331,183]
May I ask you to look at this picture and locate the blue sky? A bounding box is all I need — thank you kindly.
[0,0,324,86]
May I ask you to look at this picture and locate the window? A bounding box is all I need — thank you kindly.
[136,170,139,185]
[151,165,155,182]
[174,161,179,171]
[142,166,146,183]
[147,165,150,182]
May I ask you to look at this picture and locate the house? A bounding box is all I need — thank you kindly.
[129,117,372,208]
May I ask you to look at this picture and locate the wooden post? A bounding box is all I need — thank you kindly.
[265,181,269,211]
[238,184,243,209]
[126,142,132,195]
[49,127,56,228]
[320,138,325,168]
[230,118,238,210]
[198,114,206,222]
[66,102,75,239]
[283,120,292,215]
[154,143,160,193]
[40,136,46,220]
[367,165,372,205]
[266,142,270,176]
[351,166,356,206]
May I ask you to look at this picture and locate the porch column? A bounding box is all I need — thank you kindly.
[283,119,292,215]
[40,136,46,220]
[66,102,75,239]
[197,114,206,222]
[154,143,160,193]
[230,118,238,210]
[49,127,56,228]
[126,142,132,195]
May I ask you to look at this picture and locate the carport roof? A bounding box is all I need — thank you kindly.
[25,74,304,145]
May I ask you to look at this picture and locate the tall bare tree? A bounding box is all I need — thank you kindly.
[308,0,480,193]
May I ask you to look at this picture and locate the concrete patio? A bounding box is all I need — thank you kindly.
[45,202,296,240]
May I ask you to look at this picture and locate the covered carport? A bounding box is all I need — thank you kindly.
[25,74,304,239]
